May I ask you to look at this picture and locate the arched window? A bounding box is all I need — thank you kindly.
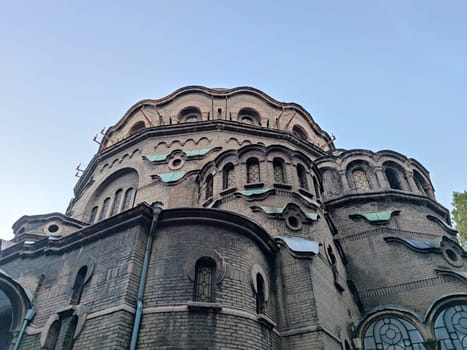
[256,274,266,314]
[71,266,87,305]
[363,316,425,349]
[352,169,371,190]
[99,197,111,221]
[223,163,235,189]
[385,168,402,190]
[434,303,467,349]
[122,188,135,210]
[129,121,146,135]
[297,164,308,189]
[238,108,261,125]
[313,176,321,198]
[180,107,201,123]
[247,158,260,183]
[205,174,213,199]
[89,206,99,224]
[413,170,428,196]
[344,340,352,350]
[43,319,61,350]
[273,158,286,183]
[110,189,123,216]
[193,258,216,302]
[292,125,308,140]
[0,289,13,349]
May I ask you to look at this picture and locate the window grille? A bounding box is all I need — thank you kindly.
[247,159,260,183]
[194,258,216,302]
[434,304,467,350]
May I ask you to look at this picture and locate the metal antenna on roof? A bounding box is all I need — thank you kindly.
[75,163,84,177]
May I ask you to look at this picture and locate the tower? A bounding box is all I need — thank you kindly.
[1,86,466,349]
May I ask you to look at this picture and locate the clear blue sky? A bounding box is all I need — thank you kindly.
[1,1,466,239]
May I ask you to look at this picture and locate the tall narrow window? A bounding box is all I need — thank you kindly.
[71,266,87,305]
[111,189,123,216]
[256,274,266,314]
[205,174,213,199]
[99,197,111,221]
[89,206,99,224]
[385,168,402,190]
[313,177,321,198]
[273,158,286,183]
[413,171,428,196]
[297,164,308,189]
[247,158,260,183]
[122,188,135,210]
[352,169,371,190]
[223,163,235,189]
[193,258,216,302]
[43,320,61,350]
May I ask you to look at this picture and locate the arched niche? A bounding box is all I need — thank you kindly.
[0,270,33,348]
[84,168,139,223]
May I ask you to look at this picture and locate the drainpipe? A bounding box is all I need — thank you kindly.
[13,306,36,350]
[129,202,163,350]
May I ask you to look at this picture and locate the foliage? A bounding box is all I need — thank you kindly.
[452,191,467,246]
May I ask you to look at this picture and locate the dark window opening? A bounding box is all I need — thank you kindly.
[223,163,235,189]
[205,174,213,199]
[292,125,307,140]
[256,274,266,314]
[43,320,61,350]
[297,164,308,189]
[385,168,402,190]
[180,107,201,123]
[71,266,87,305]
[273,158,286,183]
[129,121,146,135]
[313,176,321,198]
[89,206,98,224]
[194,258,216,302]
[247,158,260,183]
[122,188,135,210]
[99,197,111,221]
[111,189,123,216]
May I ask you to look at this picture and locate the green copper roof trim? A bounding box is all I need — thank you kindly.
[185,148,213,157]
[144,148,213,162]
[253,205,319,221]
[157,172,186,183]
[238,188,273,196]
[304,212,319,221]
[144,154,169,162]
[350,210,400,223]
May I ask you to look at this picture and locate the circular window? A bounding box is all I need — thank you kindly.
[441,242,464,268]
[47,224,59,233]
[168,157,185,170]
[285,215,302,231]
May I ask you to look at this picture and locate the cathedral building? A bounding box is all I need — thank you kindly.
[0,86,466,349]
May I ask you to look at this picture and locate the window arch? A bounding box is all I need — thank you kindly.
[71,266,88,305]
[385,168,402,190]
[292,125,308,140]
[99,197,111,221]
[222,163,235,189]
[352,169,371,190]
[313,176,321,198]
[89,206,99,224]
[110,189,123,216]
[256,273,266,314]
[433,303,467,349]
[413,170,428,196]
[238,108,261,125]
[297,164,308,189]
[246,158,261,183]
[363,316,425,349]
[122,187,135,210]
[273,158,286,183]
[129,121,146,135]
[180,107,201,123]
[205,174,213,199]
[193,258,216,302]
[43,319,61,350]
